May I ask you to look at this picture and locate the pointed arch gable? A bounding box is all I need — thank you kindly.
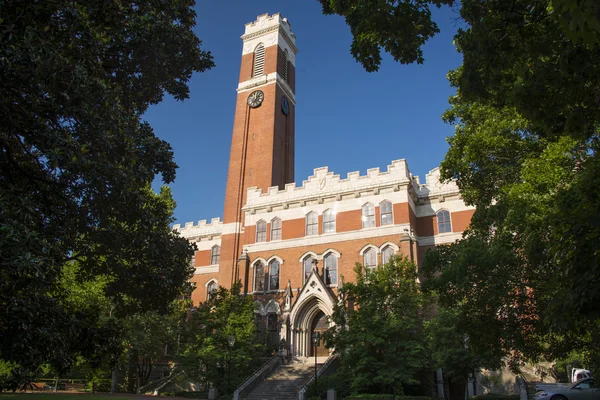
[265,299,281,315]
[266,255,284,265]
[204,278,218,288]
[359,243,379,256]
[379,242,399,252]
[322,248,341,258]
[298,250,319,263]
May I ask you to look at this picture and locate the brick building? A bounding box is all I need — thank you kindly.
[173,13,474,362]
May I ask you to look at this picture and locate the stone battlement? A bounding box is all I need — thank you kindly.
[245,159,411,207]
[173,217,222,237]
[244,160,460,209]
[243,13,296,43]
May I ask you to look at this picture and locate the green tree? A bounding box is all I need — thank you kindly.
[425,307,504,400]
[324,256,429,398]
[0,0,211,369]
[321,0,600,371]
[180,282,263,394]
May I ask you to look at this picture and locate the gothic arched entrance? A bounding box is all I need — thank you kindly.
[310,310,329,357]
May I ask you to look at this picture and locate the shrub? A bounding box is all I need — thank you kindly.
[470,395,520,400]
[344,396,433,400]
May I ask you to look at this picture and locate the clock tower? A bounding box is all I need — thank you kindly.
[219,13,297,288]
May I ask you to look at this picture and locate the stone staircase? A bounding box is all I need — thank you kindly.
[241,362,318,400]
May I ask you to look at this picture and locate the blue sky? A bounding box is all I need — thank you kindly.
[145,1,464,226]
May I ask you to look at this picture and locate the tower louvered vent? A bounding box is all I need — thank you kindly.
[282,49,289,82]
[253,44,265,77]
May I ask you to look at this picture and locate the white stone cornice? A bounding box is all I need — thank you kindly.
[245,223,412,253]
[194,266,219,275]
[418,232,463,246]
[237,73,296,104]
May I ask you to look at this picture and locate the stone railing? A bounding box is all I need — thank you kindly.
[297,355,338,400]
[233,355,282,400]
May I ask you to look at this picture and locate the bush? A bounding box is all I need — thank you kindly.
[174,391,209,398]
[470,395,520,400]
[344,396,433,400]
[305,372,352,399]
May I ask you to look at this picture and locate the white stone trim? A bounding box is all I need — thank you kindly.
[379,241,400,252]
[418,232,463,246]
[298,251,319,262]
[237,73,296,104]
[205,278,218,288]
[322,248,341,258]
[359,243,379,256]
[247,223,412,253]
[416,198,474,217]
[194,266,219,275]
[222,222,241,235]
[266,255,284,265]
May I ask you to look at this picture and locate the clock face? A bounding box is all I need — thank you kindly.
[281,96,289,115]
[247,90,264,108]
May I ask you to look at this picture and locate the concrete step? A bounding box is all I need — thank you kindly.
[240,363,321,400]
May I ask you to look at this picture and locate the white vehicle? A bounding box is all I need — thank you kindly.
[573,370,593,383]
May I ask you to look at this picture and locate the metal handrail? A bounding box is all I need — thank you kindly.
[233,355,281,400]
[297,355,337,400]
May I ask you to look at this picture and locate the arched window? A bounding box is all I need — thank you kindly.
[254,261,265,292]
[268,259,280,291]
[303,255,315,283]
[324,253,338,286]
[362,203,375,228]
[253,43,265,77]
[271,218,282,241]
[210,245,220,265]
[437,210,452,233]
[207,280,217,300]
[305,211,318,236]
[282,49,289,82]
[380,201,393,226]
[364,248,377,269]
[381,246,395,265]
[323,209,336,233]
[256,220,267,242]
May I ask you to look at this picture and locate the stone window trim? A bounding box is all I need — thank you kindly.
[379,242,399,265]
[256,219,267,243]
[436,209,452,234]
[210,245,220,266]
[323,209,336,234]
[253,43,265,77]
[379,200,394,226]
[305,211,318,236]
[270,217,282,241]
[205,279,218,300]
[359,244,378,270]
[323,251,339,287]
[361,202,376,229]
[251,256,284,293]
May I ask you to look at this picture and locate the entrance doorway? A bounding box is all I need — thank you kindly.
[310,310,329,357]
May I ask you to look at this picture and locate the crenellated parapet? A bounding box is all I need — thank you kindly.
[244,159,412,211]
[414,167,460,201]
[173,217,223,240]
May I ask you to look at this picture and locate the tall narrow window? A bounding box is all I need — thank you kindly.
[207,280,217,300]
[267,313,279,346]
[282,49,289,82]
[305,212,318,236]
[210,245,220,265]
[303,256,315,283]
[364,248,377,269]
[190,254,196,268]
[324,253,338,286]
[271,218,282,241]
[437,210,452,233]
[362,203,375,228]
[253,43,265,77]
[256,220,267,242]
[268,260,280,291]
[380,201,393,226]
[254,262,265,292]
[323,209,336,233]
[382,246,396,265]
